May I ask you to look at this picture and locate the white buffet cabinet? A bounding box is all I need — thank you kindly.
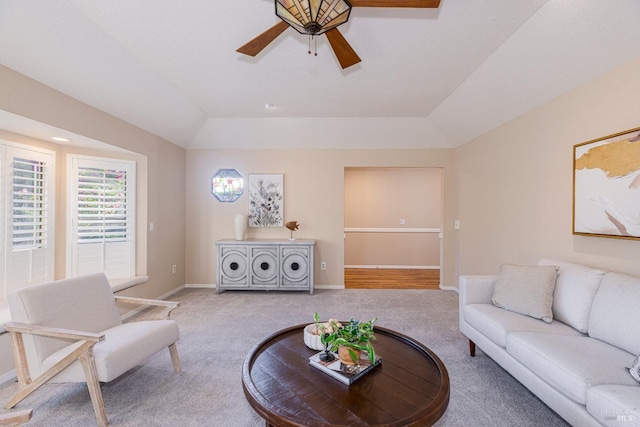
[215,239,315,294]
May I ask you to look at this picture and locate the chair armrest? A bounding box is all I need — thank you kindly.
[459,275,497,306]
[4,322,104,343]
[114,296,179,309]
[114,296,179,320]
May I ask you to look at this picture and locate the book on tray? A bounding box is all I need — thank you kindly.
[309,351,382,385]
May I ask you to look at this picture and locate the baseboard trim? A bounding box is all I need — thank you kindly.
[0,369,16,385]
[344,265,439,270]
[344,227,440,233]
[439,285,458,292]
[185,284,348,291]
[315,285,344,290]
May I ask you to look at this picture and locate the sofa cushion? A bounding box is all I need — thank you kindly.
[492,264,558,323]
[586,385,640,426]
[589,272,640,355]
[507,332,637,405]
[41,319,179,383]
[538,258,604,333]
[464,304,584,348]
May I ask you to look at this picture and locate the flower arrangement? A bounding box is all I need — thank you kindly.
[312,312,377,364]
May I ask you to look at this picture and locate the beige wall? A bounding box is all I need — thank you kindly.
[185,149,456,288]
[344,167,441,267]
[0,65,186,298]
[0,65,186,380]
[3,55,638,380]
[456,57,640,277]
[0,130,147,281]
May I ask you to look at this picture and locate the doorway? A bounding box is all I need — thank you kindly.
[344,167,442,289]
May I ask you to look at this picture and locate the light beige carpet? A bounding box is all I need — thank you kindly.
[0,288,568,426]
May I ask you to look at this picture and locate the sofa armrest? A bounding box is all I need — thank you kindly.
[459,275,497,306]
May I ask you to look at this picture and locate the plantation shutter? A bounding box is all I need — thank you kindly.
[69,156,135,279]
[0,145,4,296]
[1,143,55,297]
[12,157,49,250]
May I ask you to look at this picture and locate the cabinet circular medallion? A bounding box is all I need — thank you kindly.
[251,251,278,282]
[221,251,247,279]
[282,253,308,281]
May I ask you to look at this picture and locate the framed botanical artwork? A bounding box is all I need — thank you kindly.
[573,127,640,240]
[248,174,284,227]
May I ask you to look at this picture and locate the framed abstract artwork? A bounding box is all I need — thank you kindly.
[248,174,284,227]
[573,127,640,240]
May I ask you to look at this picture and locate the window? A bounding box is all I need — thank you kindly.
[0,142,55,298]
[68,155,135,279]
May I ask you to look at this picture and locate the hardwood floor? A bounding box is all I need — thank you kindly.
[344,268,440,290]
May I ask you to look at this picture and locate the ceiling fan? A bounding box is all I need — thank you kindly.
[237,0,441,69]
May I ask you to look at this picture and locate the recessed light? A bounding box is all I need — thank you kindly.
[264,103,275,110]
[51,136,71,142]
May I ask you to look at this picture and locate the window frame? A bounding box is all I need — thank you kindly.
[67,154,136,280]
[0,140,56,298]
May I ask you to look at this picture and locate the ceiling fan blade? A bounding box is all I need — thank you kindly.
[237,21,290,57]
[349,0,440,7]
[325,28,361,69]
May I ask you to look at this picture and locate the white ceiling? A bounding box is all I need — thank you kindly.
[0,0,639,150]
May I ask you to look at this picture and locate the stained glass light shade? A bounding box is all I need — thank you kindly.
[212,169,244,202]
[275,0,352,36]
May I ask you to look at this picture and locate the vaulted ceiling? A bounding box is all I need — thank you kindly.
[0,0,639,150]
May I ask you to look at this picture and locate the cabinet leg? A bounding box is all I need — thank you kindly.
[469,340,476,357]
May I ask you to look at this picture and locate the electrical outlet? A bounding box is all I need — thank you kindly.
[320,262,326,270]
[172,264,177,274]
[399,218,406,225]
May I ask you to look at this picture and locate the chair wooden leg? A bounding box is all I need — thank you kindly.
[8,342,96,409]
[0,408,33,426]
[8,333,31,388]
[469,340,476,357]
[169,343,181,373]
[79,351,109,427]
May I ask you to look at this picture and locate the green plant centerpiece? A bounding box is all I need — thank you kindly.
[313,312,377,365]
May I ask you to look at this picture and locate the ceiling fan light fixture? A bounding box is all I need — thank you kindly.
[275,0,352,36]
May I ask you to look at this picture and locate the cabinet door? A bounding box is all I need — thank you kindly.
[219,245,249,288]
[250,246,279,287]
[280,246,310,288]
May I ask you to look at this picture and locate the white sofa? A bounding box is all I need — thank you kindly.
[459,259,640,427]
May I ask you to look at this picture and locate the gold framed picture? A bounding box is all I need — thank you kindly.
[573,127,640,240]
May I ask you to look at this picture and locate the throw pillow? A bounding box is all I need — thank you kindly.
[492,264,559,323]
[538,259,605,333]
[629,355,640,383]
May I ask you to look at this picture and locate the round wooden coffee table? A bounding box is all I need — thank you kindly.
[242,324,450,427]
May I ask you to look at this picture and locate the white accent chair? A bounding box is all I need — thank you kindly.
[4,273,181,427]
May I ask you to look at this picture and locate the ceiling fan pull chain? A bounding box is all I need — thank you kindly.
[308,35,318,57]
